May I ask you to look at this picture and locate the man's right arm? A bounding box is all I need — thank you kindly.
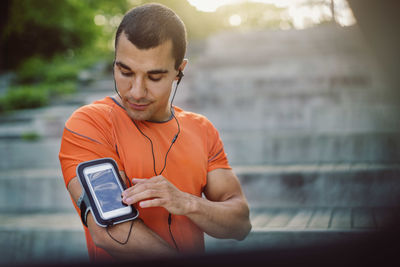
[67,176,176,260]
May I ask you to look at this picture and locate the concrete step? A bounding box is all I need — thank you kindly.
[205,206,400,252]
[0,168,73,212]
[1,163,399,212]
[0,138,61,170]
[222,131,400,165]
[235,163,400,207]
[0,90,109,141]
[0,105,79,140]
[249,207,400,230]
[0,212,87,264]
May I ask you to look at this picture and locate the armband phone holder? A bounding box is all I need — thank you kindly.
[76,158,138,227]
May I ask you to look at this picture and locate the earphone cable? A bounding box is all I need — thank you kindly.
[168,213,179,250]
[131,80,181,176]
[113,70,181,250]
[106,219,134,245]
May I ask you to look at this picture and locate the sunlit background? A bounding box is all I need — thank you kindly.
[188,0,355,28]
[90,0,357,51]
[0,0,399,264]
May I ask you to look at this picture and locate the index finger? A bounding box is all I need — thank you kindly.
[122,178,146,196]
[132,178,147,184]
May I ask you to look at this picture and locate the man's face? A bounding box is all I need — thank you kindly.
[114,33,184,121]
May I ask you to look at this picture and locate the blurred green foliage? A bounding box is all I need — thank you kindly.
[16,51,107,84]
[0,0,287,112]
[0,48,110,113]
[0,84,49,111]
[0,81,78,112]
[2,0,101,70]
[21,131,41,141]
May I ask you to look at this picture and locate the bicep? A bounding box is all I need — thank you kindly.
[204,168,246,202]
[66,177,107,233]
[67,177,83,204]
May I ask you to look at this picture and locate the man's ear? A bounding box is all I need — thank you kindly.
[180,59,188,71]
[175,59,188,80]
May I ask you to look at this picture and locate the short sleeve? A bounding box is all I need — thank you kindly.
[206,120,231,172]
[59,105,123,187]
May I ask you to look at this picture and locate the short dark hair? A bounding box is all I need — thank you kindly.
[115,3,187,70]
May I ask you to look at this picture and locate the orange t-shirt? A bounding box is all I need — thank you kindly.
[59,97,231,260]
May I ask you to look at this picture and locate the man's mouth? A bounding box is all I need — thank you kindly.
[127,101,151,111]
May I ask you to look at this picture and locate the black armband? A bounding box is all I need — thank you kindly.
[75,158,139,228]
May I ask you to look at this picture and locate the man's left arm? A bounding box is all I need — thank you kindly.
[186,168,252,240]
[122,168,252,241]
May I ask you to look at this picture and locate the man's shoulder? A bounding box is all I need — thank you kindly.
[66,97,114,127]
[175,107,216,129]
[71,97,113,118]
[176,107,208,122]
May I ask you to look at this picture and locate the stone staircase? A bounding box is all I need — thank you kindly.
[181,24,400,253]
[0,114,89,264]
[0,81,112,263]
[1,23,400,264]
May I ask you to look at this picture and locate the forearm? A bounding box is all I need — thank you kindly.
[122,170,252,241]
[87,214,176,260]
[185,193,251,240]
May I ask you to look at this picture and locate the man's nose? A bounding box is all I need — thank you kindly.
[129,76,146,100]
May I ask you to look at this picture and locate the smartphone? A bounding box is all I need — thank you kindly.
[83,162,133,220]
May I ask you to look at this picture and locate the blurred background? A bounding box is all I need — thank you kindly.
[0,0,399,264]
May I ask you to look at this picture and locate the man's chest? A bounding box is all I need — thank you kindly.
[113,119,208,196]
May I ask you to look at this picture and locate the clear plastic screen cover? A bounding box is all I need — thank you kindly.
[84,163,130,219]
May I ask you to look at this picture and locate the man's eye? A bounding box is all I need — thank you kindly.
[121,71,133,77]
[148,75,162,82]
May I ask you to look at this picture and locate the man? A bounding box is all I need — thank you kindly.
[59,3,251,262]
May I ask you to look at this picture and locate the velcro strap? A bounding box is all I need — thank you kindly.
[77,192,89,227]
[80,200,88,227]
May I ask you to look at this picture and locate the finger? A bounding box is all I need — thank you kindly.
[122,178,149,196]
[132,178,147,184]
[123,188,161,205]
[146,175,165,183]
[139,198,166,208]
[121,185,135,197]
[129,177,165,191]
[123,180,157,197]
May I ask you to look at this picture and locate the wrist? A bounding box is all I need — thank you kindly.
[183,192,202,216]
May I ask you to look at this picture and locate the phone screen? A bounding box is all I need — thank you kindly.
[86,166,127,213]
